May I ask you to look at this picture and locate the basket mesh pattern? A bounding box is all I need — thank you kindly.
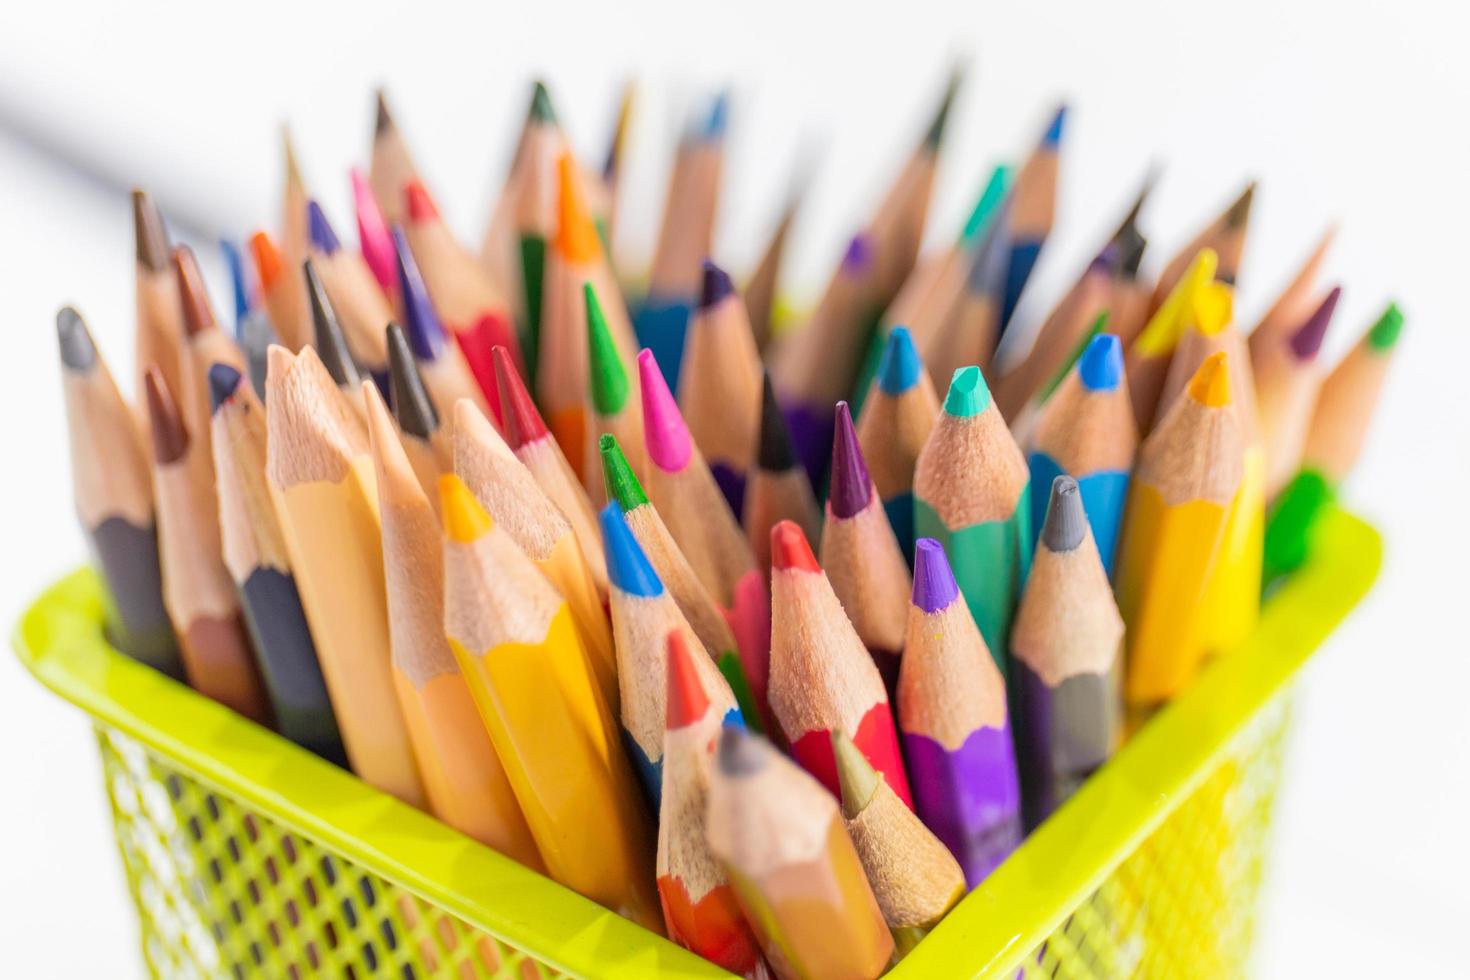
[96,696,1291,979]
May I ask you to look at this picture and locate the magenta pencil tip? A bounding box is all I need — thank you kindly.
[638,348,692,472]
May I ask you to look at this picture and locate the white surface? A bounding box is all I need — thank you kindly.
[1,1,1466,976]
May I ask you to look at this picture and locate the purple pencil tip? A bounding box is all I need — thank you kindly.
[307,200,341,255]
[1289,286,1340,361]
[699,259,735,310]
[912,538,960,613]
[841,234,872,275]
[827,402,872,519]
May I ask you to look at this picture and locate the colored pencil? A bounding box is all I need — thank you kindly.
[598,79,635,248]
[249,229,311,352]
[264,345,426,805]
[1116,352,1244,709]
[1027,333,1137,575]
[898,538,1021,886]
[832,730,965,956]
[363,384,542,866]
[1100,171,1158,347]
[656,633,769,978]
[1265,301,1403,581]
[638,349,770,719]
[1007,310,1109,449]
[1257,287,1341,497]
[493,345,609,587]
[993,242,1117,419]
[1151,182,1254,311]
[209,363,343,763]
[57,307,179,675]
[386,323,448,503]
[767,520,913,807]
[131,189,186,415]
[1124,247,1217,430]
[916,175,1013,385]
[401,177,519,407]
[368,89,421,226]
[999,104,1065,333]
[174,244,248,470]
[440,474,661,931]
[600,504,741,804]
[303,258,369,417]
[856,327,940,562]
[745,373,822,575]
[1156,282,1264,655]
[537,149,640,478]
[821,402,911,692]
[452,398,617,704]
[636,92,728,386]
[1011,477,1123,825]
[584,282,644,501]
[143,366,270,724]
[223,239,275,399]
[306,201,395,394]
[394,225,491,422]
[600,434,764,733]
[706,727,894,980]
[1248,226,1336,374]
[279,126,310,286]
[679,260,764,516]
[744,165,808,355]
[913,365,1033,665]
[350,166,399,301]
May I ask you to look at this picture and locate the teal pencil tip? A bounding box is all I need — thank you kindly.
[529,80,557,124]
[878,326,923,395]
[960,163,1014,245]
[943,365,991,417]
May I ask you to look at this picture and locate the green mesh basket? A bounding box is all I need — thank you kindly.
[12,505,1380,978]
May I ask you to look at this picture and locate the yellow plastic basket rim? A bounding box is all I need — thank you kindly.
[12,506,1380,979]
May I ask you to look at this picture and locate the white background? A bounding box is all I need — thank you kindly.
[1,1,1466,975]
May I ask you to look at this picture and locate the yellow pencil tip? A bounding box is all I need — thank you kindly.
[440,474,494,542]
[1189,281,1234,337]
[1188,352,1232,407]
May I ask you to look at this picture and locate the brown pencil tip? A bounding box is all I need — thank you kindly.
[143,365,188,464]
[173,245,216,337]
[1224,181,1256,229]
[374,88,394,134]
[132,189,170,272]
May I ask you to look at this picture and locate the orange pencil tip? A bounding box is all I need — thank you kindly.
[439,473,494,543]
[1188,352,1232,407]
[555,151,601,264]
[403,178,438,223]
[249,231,284,290]
[665,631,711,730]
[770,520,821,573]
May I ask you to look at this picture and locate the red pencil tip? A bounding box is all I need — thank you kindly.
[403,178,439,223]
[492,345,548,449]
[665,631,711,730]
[770,520,821,573]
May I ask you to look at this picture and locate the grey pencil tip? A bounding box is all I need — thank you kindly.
[56,306,97,371]
[716,726,767,777]
[1041,475,1087,552]
[386,323,440,438]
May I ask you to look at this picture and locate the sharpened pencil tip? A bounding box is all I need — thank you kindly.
[638,349,692,472]
[307,200,340,255]
[1367,301,1404,351]
[249,231,284,291]
[208,362,244,413]
[374,89,394,134]
[877,327,923,395]
[1078,334,1124,392]
[828,402,872,520]
[600,434,649,511]
[943,365,992,417]
[304,260,361,389]
[697,90,730,141]
[1188,352,1232,407]
[666,631,711,730]
[386,323,440,438]
[173,245,216,337]
[599,504,664,598]
[1041,476,1087,552]
[55,307,96,371]
[529,80,557,124]
[770,520,820,573]
[716,725,766,777]
[493,346,548,450]
[394,226,444,359]
[1289,287,1340,361]
[922,67,963,151]
[132,189,170,272]
[585,283,630,415]
[912,538,960,613]
[1042,103,1067,149]
[1225,181,1256,230]
[699,259,735,310]
[403,178,438,223]
[757,372,800,472]
[143,365,188,465]
[832,730,880,819]
[440,474,494,543]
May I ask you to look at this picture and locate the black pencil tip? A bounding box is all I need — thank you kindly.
[757,371,799,471]
[386,323,440,438]
[304,260,362,389]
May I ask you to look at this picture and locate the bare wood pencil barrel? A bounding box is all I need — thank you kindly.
[13,504,1378,979]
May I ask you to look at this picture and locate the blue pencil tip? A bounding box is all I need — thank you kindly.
[877,327,923,395]
[208,362,243,411]
[307,200,341,256]
[392,226,444,360]
[699,91,730,141]
[1042,104,1067,149]
[1077,334,1123,392]
[220,239,251,326]
[599,504,664,598]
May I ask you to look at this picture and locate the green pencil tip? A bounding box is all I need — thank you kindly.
[584,283,629,414]
[943,365,991,417]
[922,67,963,151]
[530,80,557,124]
[1366,301,1404,351]
[599,433,648,511]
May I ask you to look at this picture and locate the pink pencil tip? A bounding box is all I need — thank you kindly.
[638,348,692,471]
